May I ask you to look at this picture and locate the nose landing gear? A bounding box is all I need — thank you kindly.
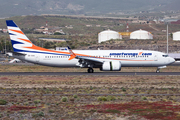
[156,68,160,73]
[156,66,166,73]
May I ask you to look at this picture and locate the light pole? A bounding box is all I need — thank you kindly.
[165,20,170,55]
[5,38,6,54]
[167,23,168,54]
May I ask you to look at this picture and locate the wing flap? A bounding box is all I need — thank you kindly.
[77,56,103,64]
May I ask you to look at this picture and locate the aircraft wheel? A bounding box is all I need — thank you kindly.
[88,68,94,73]
[156,70,160,73]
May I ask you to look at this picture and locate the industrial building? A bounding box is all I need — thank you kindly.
[130,29,153,40]
[98,29,122,43]
[173,32,180,41]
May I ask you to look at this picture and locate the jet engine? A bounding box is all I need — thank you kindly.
[100,61,121,71]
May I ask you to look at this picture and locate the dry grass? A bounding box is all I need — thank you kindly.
[0,65,180,119]
[0,64,180,72]
[1,75,180,89]
[1,75,180,119]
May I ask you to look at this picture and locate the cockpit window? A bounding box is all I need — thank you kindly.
[162,55,168,57]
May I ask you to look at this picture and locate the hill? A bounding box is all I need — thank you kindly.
[161,0,180,11]
[0,0,178,18]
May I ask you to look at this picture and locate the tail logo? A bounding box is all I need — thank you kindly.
[6,20,70,56]
[6,20,33,52]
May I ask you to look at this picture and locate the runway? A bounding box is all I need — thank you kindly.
[0,62,180,76]
[0,72,179,76]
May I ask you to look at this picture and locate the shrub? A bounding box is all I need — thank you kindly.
[38,111,44,116]
[32,111,44,117]
[90,86,93,90]
[107,96,116,101]
[77,97,80,101]
[142,96,147,100]
[0,99,7,105]
[122,87,126,92]
[49,109,54,113]
[34,99,41,104]
[61,97,68,102]
[102,96,108,101]
[109,87,113,90]
[97,96,107,101]
[73,94,78,99]
[97,96,103,101]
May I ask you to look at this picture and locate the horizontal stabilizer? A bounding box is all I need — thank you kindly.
[12,52,26,56]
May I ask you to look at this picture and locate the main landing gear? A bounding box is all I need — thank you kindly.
[87,68,94,73]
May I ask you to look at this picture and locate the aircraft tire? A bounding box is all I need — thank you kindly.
[88,68,94,73]
[156,70,160,73]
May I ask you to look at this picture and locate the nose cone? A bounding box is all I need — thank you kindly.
[170,57,175,64]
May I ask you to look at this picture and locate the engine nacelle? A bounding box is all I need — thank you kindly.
[100,61,121,71]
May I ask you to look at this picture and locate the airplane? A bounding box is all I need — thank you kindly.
[6,52,22,63]
[9,58,22,63]
[6,20,175,73]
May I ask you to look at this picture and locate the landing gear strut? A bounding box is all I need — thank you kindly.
[156,66,166,73]
[87,68,94,73]
[156,68,160,73]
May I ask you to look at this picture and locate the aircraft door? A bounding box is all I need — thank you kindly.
[35,55,40,63]
[154,54,158,61]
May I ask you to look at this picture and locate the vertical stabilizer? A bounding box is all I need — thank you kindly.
[6,20,33,52]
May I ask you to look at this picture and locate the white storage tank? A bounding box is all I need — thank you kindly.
[98,29,122,43]
[173,31,180,41]
[130,29,153,40]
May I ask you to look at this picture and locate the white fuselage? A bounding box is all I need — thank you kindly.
[13,50,175,68]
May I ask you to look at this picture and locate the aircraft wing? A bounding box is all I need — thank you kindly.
[67,46,103,67]
[76,56,103,63]
[76,56,103,68]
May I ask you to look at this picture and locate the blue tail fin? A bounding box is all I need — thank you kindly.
[6,20,33,52]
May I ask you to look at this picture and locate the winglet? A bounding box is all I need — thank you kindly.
[67,46,76,60]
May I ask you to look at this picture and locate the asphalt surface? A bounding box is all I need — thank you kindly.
[1,62,180,66]
[0,62,180,76]
[0,72,179,76]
